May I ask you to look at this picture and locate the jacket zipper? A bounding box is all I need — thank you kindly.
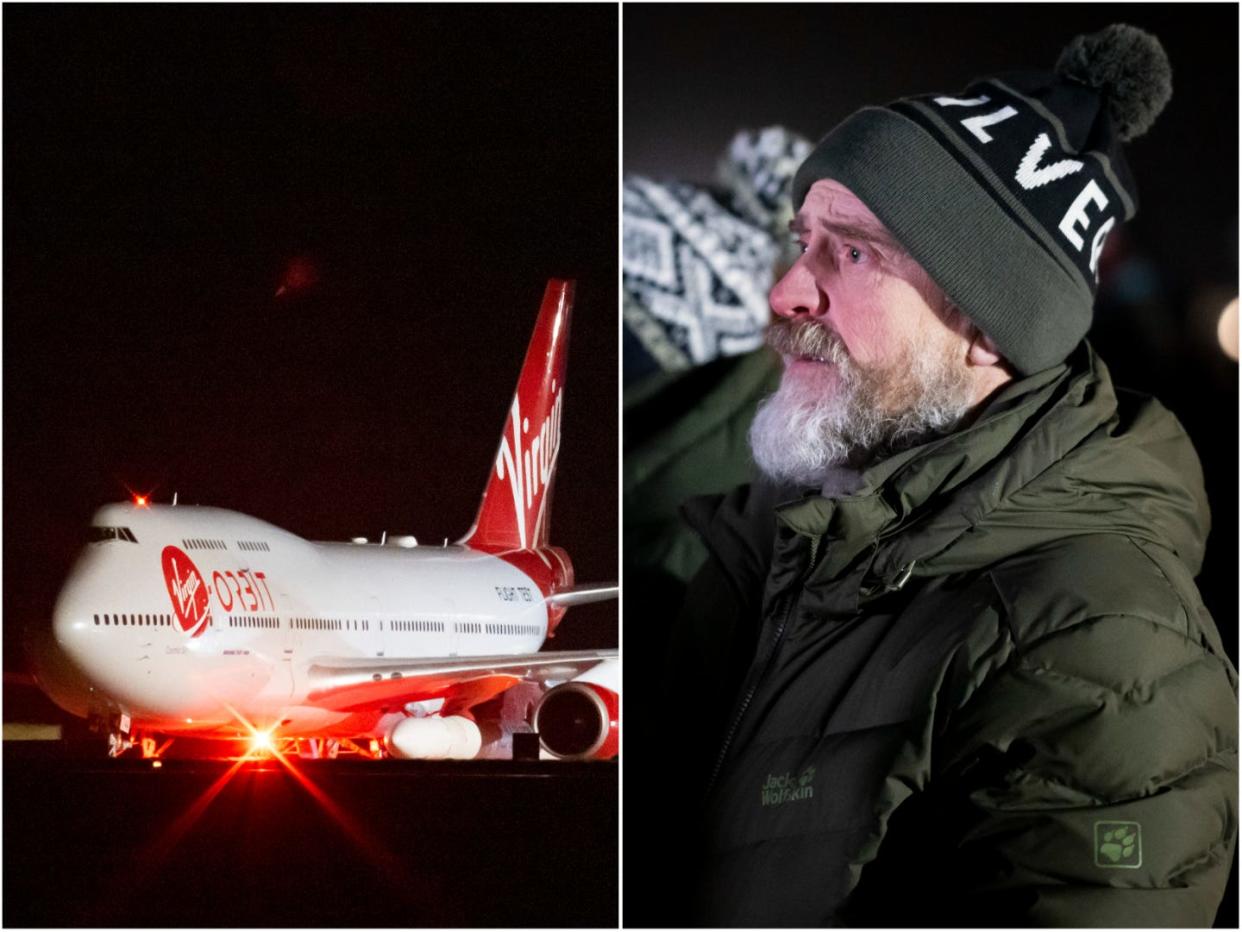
[706,534,821,797]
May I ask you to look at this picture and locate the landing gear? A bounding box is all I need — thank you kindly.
[106,730,133,758]
[103,729,173,760]
[91,712,136,758]
[291,737,386,760]
[296,737,340,760]
[341,737,387,760]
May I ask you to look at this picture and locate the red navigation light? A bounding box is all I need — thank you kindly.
[135,495,148,507]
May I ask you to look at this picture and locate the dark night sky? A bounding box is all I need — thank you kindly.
[624,3,1239,664]
[4,5,619,672]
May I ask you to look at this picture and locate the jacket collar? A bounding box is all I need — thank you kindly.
[691,339,1209,622]
[768,345,1098,616]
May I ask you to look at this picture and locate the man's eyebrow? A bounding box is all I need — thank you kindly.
[820,219,901,250]
[789,217,900,251]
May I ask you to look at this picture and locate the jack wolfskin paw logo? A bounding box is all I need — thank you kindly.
[798,766,816,787]
[1094,821,1141,868]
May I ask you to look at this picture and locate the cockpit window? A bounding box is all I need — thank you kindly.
[88,526,138,543]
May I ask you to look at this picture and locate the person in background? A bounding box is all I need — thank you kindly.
[623,126,808,628]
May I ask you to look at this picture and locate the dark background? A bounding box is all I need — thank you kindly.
[624,4,1238,926]
[5,756,617,928]
[5,5,618,676]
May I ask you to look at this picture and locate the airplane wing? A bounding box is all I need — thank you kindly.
[304,649,615,715]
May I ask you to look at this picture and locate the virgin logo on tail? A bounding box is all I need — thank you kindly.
[495,383,564,550]
[460,279,573,555]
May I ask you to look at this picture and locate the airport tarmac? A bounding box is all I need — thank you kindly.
[4,750,617,927]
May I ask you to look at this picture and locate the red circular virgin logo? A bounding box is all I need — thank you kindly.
[161,545,213,637]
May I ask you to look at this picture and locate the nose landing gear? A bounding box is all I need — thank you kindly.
[91,714,173,760]
[106,729,133,758]
[89,712,134,758]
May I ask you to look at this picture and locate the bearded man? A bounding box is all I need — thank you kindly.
[655,24,1237,927]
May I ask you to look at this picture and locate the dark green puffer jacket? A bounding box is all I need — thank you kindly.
[669,343,1237,927]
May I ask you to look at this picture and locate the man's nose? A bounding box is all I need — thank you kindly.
[769,260,827,319]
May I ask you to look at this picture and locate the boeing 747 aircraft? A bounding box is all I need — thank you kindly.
[33,279,618,761]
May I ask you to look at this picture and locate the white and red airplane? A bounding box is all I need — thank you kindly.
[33,279,618,761]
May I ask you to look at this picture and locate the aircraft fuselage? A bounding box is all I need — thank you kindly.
[40,502,555,740]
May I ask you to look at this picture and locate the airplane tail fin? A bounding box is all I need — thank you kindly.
[459,279,573,554]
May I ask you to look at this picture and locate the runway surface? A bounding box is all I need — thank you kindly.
[4,749,617,927]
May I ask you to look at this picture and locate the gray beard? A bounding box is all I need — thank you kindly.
[749,319,977,485]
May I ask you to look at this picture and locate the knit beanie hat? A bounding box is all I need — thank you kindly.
[791,23,1173,374]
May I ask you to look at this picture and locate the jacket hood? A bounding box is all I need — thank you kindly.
[772,342,1210,605]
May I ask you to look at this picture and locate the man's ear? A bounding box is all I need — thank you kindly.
[966,330,1005,367]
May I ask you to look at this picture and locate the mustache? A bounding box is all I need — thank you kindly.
[766,319,849,363]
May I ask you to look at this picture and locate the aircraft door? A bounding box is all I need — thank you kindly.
[447,597,461,657]
[273,593,298,699]
[368,595,385,658]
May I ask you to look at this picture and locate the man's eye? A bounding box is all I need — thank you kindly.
[846,245,865,264]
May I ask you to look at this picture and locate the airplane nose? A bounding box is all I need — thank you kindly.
[52,577,96,668]
[33,573,101,718]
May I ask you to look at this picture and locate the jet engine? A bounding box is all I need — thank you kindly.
[385,715,482,760]
[534,659,618,760]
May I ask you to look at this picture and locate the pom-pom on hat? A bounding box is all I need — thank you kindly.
[792,23,1172,374]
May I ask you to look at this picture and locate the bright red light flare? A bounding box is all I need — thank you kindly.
[122,482,156,507]
[132,754,250,874]
[268,743,409,888]
[221,706,406,885]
